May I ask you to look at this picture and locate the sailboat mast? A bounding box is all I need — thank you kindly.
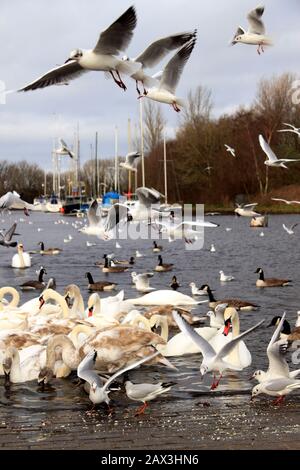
[163,130,168,205]
[139,99,145,186]
[114,126,119,192]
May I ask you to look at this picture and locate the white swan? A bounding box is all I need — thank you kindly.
[11,243,31,268]
[2,344,46,383]
[209,307,252,368]
[125,290,206,307]
[161,309,225,357]
[86,291,129,321]
[0,287,20,312]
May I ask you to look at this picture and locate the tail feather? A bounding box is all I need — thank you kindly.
[161,381,177,389]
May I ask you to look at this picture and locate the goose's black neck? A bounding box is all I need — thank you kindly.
[258,270,265,281]
[86,272,94,284]
[207,287,216,302]
[282,320,291,335]
[38,269,45,283]
[40,242,45,251]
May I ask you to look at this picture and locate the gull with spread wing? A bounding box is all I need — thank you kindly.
[252,313,300,384]
[234,203,260,217]
[139,37,197,112]
[18,6,140,92]
[224,145,236,157]
[123,30,196,95]
[0,223,18,248]
[272,198,300,206]
[173,310,264,389]
[282,223,298,235]
[80,200,129,240]
[77,350,160,408]
[0,191,34,216]
[231,5,272,54]
[56,139,75,159]
[155,219,218,244]
[278,123,300,138]
[259,135,300,169]
[119,151,141,172]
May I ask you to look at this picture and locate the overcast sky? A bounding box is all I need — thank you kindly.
[0,0,299,171]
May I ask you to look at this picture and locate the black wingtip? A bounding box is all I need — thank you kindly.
[161,381,177,389]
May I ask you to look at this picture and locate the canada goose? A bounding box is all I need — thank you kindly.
[170,276,180,291]
[268,316,300,346]
[200,284,258,311]
[155,255,173,272]
[38,242,62,255]
[102,256,129,273]
[20,267,47,291]
[255,268,291,288]
[85,272,116,292]
[153,241,162,253]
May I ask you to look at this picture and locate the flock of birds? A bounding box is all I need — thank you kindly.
[1,188,300,414]
[0,4,300,416]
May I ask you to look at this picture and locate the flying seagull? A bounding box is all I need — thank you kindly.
[224,144,236,157]
[272,198,300,206]
[123,30,196,95]
[119,151,141,172]
[79,200,129,239]
[278,123,300,138]
[231,5,272,54]
[259,135,300,169]
[234,203,261,217]
[282,223,298,235]
[173,310,264,389]
[18,6,140,92]
[0,223,18,248]
[0,191,34,216]
[56,139,75,159]
[139,36,197,112]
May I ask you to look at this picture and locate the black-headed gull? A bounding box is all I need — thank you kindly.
[173,310,264,389]
[131,272,154,293]
[278,123,300,138]
[231,5,272,55]
[56,139,75,159]
[272,198,300,206]
[77,349,160,408]
[219,270,235,282]
[234,203,260,217]
[251,378,300,405]
[155,219,218,244]
[119,151,141,172]
[259,135,300,169]
[282,223,298,235]
[0,223,18,248]
[18,6,140,92]
[139,36,197,112]
[125,378,176,415]
[0,191,34,216]
[252,314,300,384]
[224,144,236,157]
[80,200,129,239]
[123,30,196,95]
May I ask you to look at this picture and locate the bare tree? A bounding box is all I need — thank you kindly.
[143,101,165,153]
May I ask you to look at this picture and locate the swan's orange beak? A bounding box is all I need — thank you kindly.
[88,307,93,318]
[223,319,231,336]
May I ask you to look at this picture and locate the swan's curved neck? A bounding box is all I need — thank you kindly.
[156,316,169,342]
[0,287,20,310]
[72,293,85,317]
[18,247,25,268]
[131,313,151,330]
[46,335,79,370]
[69,324,93,347]
[43,290,70,318]
[227,313,240,363]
